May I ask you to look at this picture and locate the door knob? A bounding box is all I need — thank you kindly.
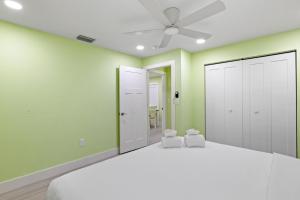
[228,109,233,113]
[254,111,260,114]
[120,112,127,116]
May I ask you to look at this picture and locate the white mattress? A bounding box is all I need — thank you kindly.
[47,142,276,200]
[267,153,300,200]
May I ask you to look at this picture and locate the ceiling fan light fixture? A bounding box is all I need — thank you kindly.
[164,27,179,35]
[196,39,206,44]
[136,45,145,50]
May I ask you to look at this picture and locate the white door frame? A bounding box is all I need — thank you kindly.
[144,60,176,130]
[148,70,167,131]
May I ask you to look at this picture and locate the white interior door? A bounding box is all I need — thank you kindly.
[224,61,243,147]
[206,61,243,147]
[120,66,148,153]
[243,52,296,156]
[205,64,225,143]
[149,84,159,107]
[267,53,296,157]
[243,57,271,153]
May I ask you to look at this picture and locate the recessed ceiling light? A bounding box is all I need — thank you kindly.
[196,39,206,44]
[4,0,23,10]
[135,32,143,36]
[136,45,145,50]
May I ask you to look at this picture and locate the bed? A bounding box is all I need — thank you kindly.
[47,141,300,200]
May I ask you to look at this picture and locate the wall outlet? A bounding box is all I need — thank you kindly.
[79,138,86,147]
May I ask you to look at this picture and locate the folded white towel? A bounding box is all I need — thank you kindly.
[164,129,177,137]
[161,136,182,148]
[186,129,200,135]
[184,134,205,147]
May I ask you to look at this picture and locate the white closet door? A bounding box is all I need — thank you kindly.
[224,61,243,147]
[206,52,296,156]
[243,52,296,156]
[267,53,296,157]
[205,64,225,143]
[243,58,271,153]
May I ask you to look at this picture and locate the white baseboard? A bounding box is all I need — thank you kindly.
[0,148,119,195]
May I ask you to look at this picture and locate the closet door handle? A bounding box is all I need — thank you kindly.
[228,109,233,113]
[254,111,260,114]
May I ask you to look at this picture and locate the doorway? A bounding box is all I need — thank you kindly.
[119,60,176,153]
[147,67,171,144]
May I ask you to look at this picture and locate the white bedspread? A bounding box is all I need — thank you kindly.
[267,153,300,200]
[47,142,275,200]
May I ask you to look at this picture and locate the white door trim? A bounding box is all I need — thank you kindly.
[161,73,166,131]
[144,60,176,130]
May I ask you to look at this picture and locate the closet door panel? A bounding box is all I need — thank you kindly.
[205,65,225,143]
[244,59,270,152]
[224,62,243,147]
[268,53,296,157]
[270,60,289,154]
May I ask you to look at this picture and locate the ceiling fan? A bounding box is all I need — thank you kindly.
[125,0,226,48]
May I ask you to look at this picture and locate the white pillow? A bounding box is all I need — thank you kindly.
[184,134,205,147]
[186,129,200,135]
[161,136,182,148]
[164,129,177,137]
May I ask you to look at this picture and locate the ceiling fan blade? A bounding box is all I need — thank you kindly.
[179,28,212,39]
[138,0,170,25]
[164,7,180,25]
[159,34,172,48]
[124,28,163,36]
[177,0,225,27]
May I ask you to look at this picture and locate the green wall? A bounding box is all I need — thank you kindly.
[164,67,172,129]
[2,18,300,182]
[191,28,300,156]
[0,20,142,181]
[180,50,193,131]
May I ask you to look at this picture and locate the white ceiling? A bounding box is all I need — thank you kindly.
[1,0,300,57]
